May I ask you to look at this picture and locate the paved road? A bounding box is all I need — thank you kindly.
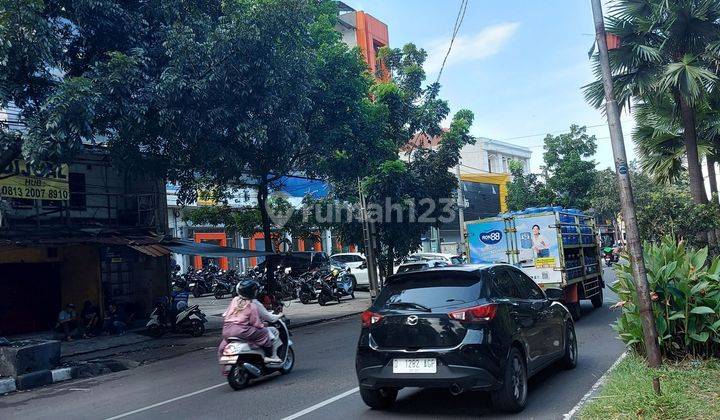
[0,270,624,420]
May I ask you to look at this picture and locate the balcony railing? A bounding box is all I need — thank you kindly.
[0,192,161,231]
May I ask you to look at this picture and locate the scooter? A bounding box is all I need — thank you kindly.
[219,317,295,390]
[146,298,207,338]
[296,273,317,304]
[315,270,354,306]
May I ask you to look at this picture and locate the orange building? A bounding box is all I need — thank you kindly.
[336,2,389,77]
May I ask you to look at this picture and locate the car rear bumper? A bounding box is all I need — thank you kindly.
[357,362,500,390]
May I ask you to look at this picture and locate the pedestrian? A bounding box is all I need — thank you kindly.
[81,300,100,337]
[56,303,81,341]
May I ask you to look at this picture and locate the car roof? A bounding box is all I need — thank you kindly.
[411,252,459,258]
[388,263,495,280]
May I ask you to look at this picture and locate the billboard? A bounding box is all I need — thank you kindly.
[512,213,562,284]
[0,160,69,201]
[466,218,510,264]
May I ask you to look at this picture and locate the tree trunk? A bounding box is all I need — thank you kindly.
[257,183,275,293]
[708,155,718,202]
[678,94,708,204]
[0,143,21,173]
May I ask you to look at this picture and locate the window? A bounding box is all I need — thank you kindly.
[491,267,522,299]
[376,271,484,310]
[69,172,86,210]
[508,267,545,300]
[397,263,428,273]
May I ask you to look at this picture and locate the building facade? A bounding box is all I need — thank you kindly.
[461,137,532,175]
[336,2,389,77]
[0,147,169,335]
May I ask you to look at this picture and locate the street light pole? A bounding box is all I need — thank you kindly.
[590,0,662,369]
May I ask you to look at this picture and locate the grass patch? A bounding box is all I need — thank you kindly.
[580,353,720,419]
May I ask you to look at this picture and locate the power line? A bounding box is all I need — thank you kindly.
[436,0,469,84]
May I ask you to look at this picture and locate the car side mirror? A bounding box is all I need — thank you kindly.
[544,288,563,300]
[359,262,367,269]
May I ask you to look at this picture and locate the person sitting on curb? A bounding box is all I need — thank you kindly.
[56,303,81,341]
[102,303,127,335]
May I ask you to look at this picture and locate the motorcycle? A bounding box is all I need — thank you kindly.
[188,266,218,298]
[295,273,317,304]
[213,269,240,299]
[602,246,619,267]
[219,317,295,390]
[315,270,355,306]
[146,297,207,338]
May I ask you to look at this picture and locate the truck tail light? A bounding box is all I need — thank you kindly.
[361,310,383,327]
[448,303,498,322]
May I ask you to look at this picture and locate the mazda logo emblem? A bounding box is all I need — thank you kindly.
[406,315,419,326]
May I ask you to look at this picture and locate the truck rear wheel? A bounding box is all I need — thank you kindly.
[590,291,604,309]
[568,301,581,321]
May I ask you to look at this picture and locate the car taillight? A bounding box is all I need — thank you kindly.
[361,310,383,327]
[448,304,497,323]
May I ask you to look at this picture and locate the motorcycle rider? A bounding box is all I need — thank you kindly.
[218,280,282,363]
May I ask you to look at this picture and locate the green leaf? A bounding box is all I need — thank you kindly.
[689,331,709,343]
[691,247,709,271]
[690,306,715,315]
[667,312,685,320]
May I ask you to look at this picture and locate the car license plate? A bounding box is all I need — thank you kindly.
[392,358,436,374]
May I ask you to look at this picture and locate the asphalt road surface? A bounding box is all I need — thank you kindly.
[0,271,624,420]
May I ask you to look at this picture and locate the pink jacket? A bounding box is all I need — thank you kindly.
[222,298,263,328]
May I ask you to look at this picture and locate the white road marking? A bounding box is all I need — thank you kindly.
[280,387,359,420]
[103,382,226,420]
[563,351,628,420]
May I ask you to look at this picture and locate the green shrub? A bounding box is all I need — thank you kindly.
[611,237,720,358]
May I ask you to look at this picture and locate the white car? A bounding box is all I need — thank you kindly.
[407,252,464,265]
[395,259,448,273]
[331,252,370,289]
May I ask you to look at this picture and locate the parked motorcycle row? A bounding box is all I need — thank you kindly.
[172,262,356,308]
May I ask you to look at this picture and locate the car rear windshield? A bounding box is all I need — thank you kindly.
[374,271,485,311]
[397,263,427,273]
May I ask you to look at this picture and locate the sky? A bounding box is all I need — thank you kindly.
[344,0,635,172]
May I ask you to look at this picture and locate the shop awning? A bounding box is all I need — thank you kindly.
[162,239,276,258]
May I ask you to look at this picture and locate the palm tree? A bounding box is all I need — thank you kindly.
[584,0,720,204]
[633,93,720,199]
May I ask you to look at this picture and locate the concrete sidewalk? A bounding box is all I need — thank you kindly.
[58,292,370,360]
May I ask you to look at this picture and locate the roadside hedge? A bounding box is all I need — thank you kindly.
[611,237,720,358]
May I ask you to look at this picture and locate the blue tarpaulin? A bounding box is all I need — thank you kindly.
[275,176,329,199]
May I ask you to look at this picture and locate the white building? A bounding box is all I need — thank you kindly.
[460,137,532,175]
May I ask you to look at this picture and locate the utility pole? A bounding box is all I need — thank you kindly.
[455,163,467,250]
[359,179,380,299]
[590,0,662,370]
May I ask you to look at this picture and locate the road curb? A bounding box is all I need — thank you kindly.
[563,351,628,419]
[0,377,16,394]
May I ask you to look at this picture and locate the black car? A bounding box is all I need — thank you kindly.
[355,264,577,412]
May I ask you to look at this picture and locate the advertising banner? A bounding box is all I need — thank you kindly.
[466,218,510,264]
[513,213,562,284]
[0,160,69,201]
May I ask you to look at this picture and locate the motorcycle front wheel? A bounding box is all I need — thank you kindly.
[280,347,295,374]
[192,287,203,298]
[214,289,225,300]
[228,365,250,390]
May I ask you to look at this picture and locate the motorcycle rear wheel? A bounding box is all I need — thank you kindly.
[214,290,225,300]
[189,319,205,337]
[192,287,203,298]
[147,324,164,338]
[228,365,250,390]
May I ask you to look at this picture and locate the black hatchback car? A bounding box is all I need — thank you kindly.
[356,264,577,412]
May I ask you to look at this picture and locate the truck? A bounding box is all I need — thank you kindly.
[465,207,604,320]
